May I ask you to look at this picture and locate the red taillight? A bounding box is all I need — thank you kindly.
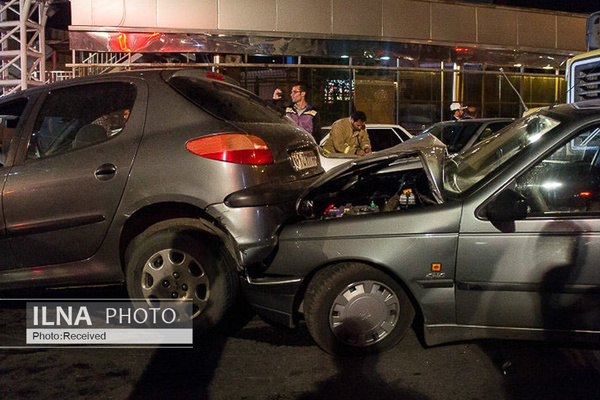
[205,72,225,81]
[186,134,274,165]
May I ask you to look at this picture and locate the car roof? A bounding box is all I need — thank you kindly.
[431,118,514,126]
[322,123,411,131]
[532,101,600,121]
[364,124,409,128]
[0,69,237,102]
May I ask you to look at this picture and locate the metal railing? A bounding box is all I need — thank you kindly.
[71,52,142,76]
[46,70,75,83]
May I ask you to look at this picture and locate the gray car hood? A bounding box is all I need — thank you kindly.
[299,133,447,205]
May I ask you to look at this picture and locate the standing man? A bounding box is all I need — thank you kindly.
[450,102,470,120]
[465,105,477,119]
[323,111,372,156]
[273,83,322,141]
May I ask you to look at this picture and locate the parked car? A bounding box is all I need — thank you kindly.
[0,69,323,332]
[242,102,600,355]
[317,124,413,171]
[419,118,514,154]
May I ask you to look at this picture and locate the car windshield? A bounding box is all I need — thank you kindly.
[443,114,561,194]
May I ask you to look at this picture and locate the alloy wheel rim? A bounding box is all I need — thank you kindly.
[141,248,210,319]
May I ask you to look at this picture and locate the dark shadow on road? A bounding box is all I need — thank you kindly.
[127,288,256,400]
[0,284,250,400]
[127,335,228,400]
[296,353,430,400]
[480,339,600,400]
[232,318,315,347]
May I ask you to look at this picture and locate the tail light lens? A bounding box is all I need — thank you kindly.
[186,134,274,165]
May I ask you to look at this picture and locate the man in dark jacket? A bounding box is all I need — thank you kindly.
[273,83,322,141]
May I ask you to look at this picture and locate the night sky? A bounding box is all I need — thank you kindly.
[467,0,598,15]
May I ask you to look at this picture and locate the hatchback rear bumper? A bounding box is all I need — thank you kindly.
[208,174,322,267]
[205,201,290,266]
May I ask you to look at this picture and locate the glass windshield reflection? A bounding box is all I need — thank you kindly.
[444,114,561,194]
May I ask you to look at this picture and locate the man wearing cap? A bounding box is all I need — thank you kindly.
[450,102,471,121]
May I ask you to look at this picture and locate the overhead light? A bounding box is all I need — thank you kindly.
[341,55,349,59]
[380,56,390,61]
[513,63,522,67]
[543,65,554,69]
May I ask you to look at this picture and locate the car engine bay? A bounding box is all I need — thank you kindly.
[298,157,439,220]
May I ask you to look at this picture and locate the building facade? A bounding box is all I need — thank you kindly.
[62,1,596,126]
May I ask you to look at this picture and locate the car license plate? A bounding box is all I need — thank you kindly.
[290,149,318,171]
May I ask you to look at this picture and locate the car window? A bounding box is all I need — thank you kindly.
[167,76,285,124]
[27,82,136,160]
[424,123,480,153]
[367,128,402,151]
[392,127,412,142]
[0,98,28,166]
[446,124,479,153]
[514,124,600,216]
[477,121,512,143]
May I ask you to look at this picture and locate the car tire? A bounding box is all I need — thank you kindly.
[125,227,238,334]
[304,262,414,355]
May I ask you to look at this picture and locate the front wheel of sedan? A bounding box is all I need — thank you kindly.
[125,227,238,334]
[304,263,414,355]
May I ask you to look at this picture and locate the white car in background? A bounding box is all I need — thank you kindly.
[318,124,413,171]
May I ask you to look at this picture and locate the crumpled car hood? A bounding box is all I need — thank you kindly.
[299,133,447,205]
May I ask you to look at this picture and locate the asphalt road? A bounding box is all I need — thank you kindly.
[1,287,599,400]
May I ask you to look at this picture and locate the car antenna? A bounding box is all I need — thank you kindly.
[499,68,529,114]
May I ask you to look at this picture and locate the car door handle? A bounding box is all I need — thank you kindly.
[94,163,117,181]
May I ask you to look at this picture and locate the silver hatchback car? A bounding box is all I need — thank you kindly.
[243,101,600,355]
[0,69,323,332]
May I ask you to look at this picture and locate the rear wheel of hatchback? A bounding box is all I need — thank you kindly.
[125,225,238,333]
[304,262,415,355]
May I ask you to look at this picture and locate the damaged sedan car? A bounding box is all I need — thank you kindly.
[243,101,600,355]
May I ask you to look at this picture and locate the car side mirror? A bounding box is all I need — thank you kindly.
[486,189,528,222]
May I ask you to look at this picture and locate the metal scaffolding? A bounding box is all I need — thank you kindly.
[0,0,47,96]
